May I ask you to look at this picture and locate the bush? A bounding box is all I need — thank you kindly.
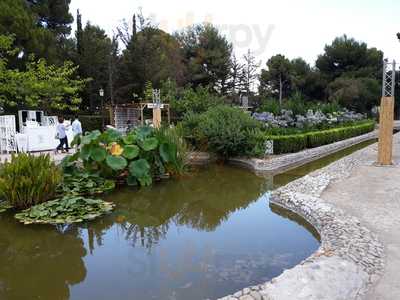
[0,154,62,209]
[189,105,262,158]
[264,120,375,154]
[258,99,280,115]
[268,134,309,154]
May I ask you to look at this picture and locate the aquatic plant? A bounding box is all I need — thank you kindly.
[69,126,180,187]
[0,154,62,209]
[0,201,12,213]
[14,195,114,225]
[59,172,116,196]
[154,125,191,176]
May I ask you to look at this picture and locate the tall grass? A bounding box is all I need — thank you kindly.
[155,125,192,176]
[0,154,62,209]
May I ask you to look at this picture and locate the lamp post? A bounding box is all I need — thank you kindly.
[99,88,105,130]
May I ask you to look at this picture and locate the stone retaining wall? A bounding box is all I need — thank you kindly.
[219,141,385,300]
[229,130,377,174]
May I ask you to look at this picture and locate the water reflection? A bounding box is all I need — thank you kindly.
[100,165,269,250]
[2,150,366,300]
[0,216,87,300]
[64,165,319,300]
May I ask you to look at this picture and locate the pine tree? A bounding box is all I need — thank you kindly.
[76,9,83,55]
[242,49,260,96]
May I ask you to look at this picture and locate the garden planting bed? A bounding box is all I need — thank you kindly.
[220,139,385,300]
[230,130,377,173]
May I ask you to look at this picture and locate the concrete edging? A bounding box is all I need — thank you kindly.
[219,140,385,300]
[229,130,378,174]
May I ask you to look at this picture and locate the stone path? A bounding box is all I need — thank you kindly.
[220,135,400,299]
[0,150,74,164]
[323,136,400,300]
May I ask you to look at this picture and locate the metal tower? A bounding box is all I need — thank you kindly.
[382,59,396,97]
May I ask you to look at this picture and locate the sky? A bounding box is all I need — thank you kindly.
[70,0,400,67]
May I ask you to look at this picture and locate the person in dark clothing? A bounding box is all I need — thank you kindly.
[56,116,70,153]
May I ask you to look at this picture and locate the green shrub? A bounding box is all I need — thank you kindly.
[258,99,281,114]
[268,134,309,154]
[0,154,62,209]
[193,105,262,158]
[317,100,342,114]
[264,120,375,154]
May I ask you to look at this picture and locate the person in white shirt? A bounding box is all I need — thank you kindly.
[72,115,83,137]
[56,116,70,153]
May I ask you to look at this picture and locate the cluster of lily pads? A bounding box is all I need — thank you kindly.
[14,196,115,225]
[59,172,116,196]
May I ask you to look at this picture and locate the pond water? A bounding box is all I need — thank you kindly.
[0,140,374,300]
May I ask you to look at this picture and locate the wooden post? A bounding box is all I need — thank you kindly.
[153,107,161,128]
[167,105,170,125]
[109,105,114,126]
[378,96,395,165]
[140,104,144,126]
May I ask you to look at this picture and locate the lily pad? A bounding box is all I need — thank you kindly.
[141,137,158,151]
[80,145,91,161]
[136,126,153,140]
[90,146,107,162]
[0,202,12,213]
[122,134,136,145]
[81,130,101,145]
[129,159,151,179]
[106,155,127,171]
[123,145,140,160]
[101,129,122,144]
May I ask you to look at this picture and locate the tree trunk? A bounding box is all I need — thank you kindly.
[279,75,283,107]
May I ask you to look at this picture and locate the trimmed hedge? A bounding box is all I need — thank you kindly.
[265,120,375,154]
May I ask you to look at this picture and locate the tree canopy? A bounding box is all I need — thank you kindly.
[116,23,185,102]
[0,35,87,112]
[316,35,383,81]
[0,2,389,115]
[176,24,233,93]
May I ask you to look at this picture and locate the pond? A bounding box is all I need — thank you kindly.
[0,140,374,300]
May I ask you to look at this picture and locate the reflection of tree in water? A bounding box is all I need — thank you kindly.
[0,214,87,300]
[96,165,268,250]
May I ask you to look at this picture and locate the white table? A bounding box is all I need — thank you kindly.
[21,126,74,152]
